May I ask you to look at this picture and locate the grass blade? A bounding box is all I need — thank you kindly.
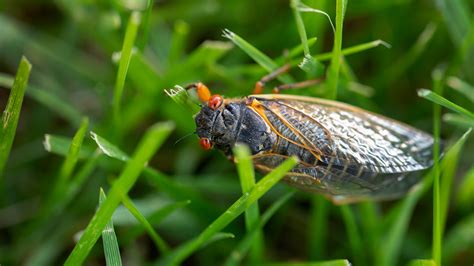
[430,68,443,266]
[308,196,329,260]
[89,130,219,221]
[43,134,95,159]
[456,166,474,210]
[407,260,436,266]
[339,205,365,266]
[418,89,474,120]
[443,213,474,264]
[0,73,83,126]
[121,195,170,254]
[377,129,471,266]
[224,191,294,266]
[164,85,201,114]
[315,39,390,61]
[222,29,293,84]
[137,0,153,51]
[233,144,263,264]
[58,118,89,184]
[446,76,474,102]
[291,0,311,56]
[443,113,474,128]
[263,260,351,266]
[326,0,347,100]
[99,188,122,266]
[113,11,141,128]
[435,0,471,45]
[90,131,130,161]
[0,56,31,176]
[64,122,174,265]
[162,156,299,265]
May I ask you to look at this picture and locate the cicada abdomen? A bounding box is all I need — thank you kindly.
[194,93,435,203]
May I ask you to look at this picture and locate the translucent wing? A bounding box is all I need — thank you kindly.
[250,94,434,202]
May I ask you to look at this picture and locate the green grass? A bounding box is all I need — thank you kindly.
[113,12,141,130]
[233,144,264,263]
[1,1,473,265]
[65,122,174,265]
[162,156,299,265]
[99,188,123,266]
[0,57,31,177]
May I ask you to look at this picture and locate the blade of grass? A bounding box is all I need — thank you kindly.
[43,134,95,159]
[0,56,31,177]
[123,200,191,243]
[99,188,122,266]
[315,39,390,61]
[339,205,365,266]
[121,195,170,254]
[291,0,311,56]
[263,260,351,266]
[222,29,293,84]
[224,191,295,266]
[161,156,299,266]
[456,166,474,210]
[382,23,437,85]
[326,0,347,100]
[233,144,263,264]
[113,11,141,129]
[308,196,329,260]
[46,117,89,209]
[443,213,474,264]
[64,121,174,265]
[431,67,443,266]
[446,76,474,102]
[164,85,201,114]
[57,118,89,184]
[294,1,335,33]
[418,89,474,120]
[357,202,379,264]
[137,0,153,51]
[443,113,474,128]
[377,129,471,266]
[167,20,190,65]
[407,260,436,266]
[89,131,220,220]
[0,73,83,126]
[435,0,471,46]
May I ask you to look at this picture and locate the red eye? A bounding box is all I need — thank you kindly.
[199,138,212,150]
[208,94,223,110]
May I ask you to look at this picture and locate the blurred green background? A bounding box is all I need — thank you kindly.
[0,0,473,265]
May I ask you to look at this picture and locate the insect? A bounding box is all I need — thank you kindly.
[188,78,435,204]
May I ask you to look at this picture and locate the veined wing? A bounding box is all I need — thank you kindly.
[253,94,434,174]
[252,151,422,203]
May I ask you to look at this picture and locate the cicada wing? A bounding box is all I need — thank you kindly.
[252,153,422,204]
[255,95,435,174]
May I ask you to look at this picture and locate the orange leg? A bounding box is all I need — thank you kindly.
[253,64,323,94]
[253,64,291,94]
[185,82,211,102]
[272,78,323,93]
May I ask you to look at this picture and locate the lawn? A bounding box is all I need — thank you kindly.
[0,0,473,265]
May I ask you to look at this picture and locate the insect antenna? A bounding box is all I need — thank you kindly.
[174,131,197,146]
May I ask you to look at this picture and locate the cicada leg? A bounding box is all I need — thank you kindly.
[254,64,291,94]
[253,64,323,94]
[185,82,211,103]
[272,79,322,93]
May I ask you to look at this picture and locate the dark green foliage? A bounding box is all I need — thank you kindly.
[0,1,473,265]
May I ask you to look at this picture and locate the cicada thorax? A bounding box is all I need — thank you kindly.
[194,99,277,156]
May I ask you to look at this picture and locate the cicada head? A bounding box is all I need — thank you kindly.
[194,97,275,156]
[195,100,243,155]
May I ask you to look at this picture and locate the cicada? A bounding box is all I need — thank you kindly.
[189,82,434,204]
